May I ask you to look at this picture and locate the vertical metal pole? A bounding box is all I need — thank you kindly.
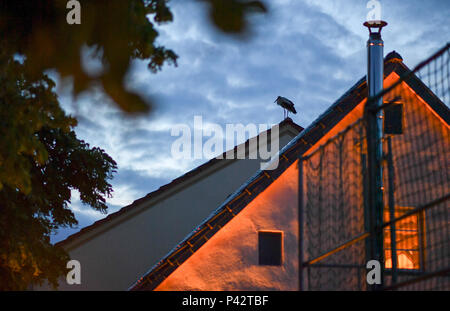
[363,21,387,290]
[361,133,372,290]
[298,157,304,291]
[418,211,427,272]
[387,136,398,285]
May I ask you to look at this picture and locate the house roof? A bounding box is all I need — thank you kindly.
[56,118,303,248]
[129,52,450,291]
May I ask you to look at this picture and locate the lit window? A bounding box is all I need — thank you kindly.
[384,206,425,270]
[258,231,283,266]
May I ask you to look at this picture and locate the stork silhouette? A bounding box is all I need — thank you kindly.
[274,96,297,119]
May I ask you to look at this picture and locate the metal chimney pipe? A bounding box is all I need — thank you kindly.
[365,20,387,108]
[363,20,387,290]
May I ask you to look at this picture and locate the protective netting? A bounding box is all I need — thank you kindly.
[379,44,450,290]
[302,119,368,290]
[300,43,449,291]
[417,44,450,105]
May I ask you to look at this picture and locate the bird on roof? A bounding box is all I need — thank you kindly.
[274,96,297,119]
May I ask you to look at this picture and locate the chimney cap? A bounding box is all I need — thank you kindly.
[385,50,403,63]
[364,20,388,34]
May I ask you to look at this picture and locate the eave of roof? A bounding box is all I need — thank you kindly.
[130,56,450,291]
[56,118,303,248]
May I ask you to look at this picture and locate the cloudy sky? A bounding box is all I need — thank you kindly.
[52,0,449,243]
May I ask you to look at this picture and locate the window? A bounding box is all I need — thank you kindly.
[384,206,426,270]
[258,231,283,266]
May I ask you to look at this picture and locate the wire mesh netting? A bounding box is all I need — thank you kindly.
[301,119,368,290]
[417,44,450,104]
[299,43,449,291]
[378,44,450,290]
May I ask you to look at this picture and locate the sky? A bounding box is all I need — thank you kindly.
[51,0,450,243]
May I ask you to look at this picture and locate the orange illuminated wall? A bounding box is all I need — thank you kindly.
[381,75,449,271]
[303,70,448,273]
[155,161,299,291]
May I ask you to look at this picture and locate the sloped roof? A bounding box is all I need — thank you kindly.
[130,53,450,291]
[56,118,303,248]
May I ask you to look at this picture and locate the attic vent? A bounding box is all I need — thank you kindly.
[258,231,283,266]
[384,103,403,134]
